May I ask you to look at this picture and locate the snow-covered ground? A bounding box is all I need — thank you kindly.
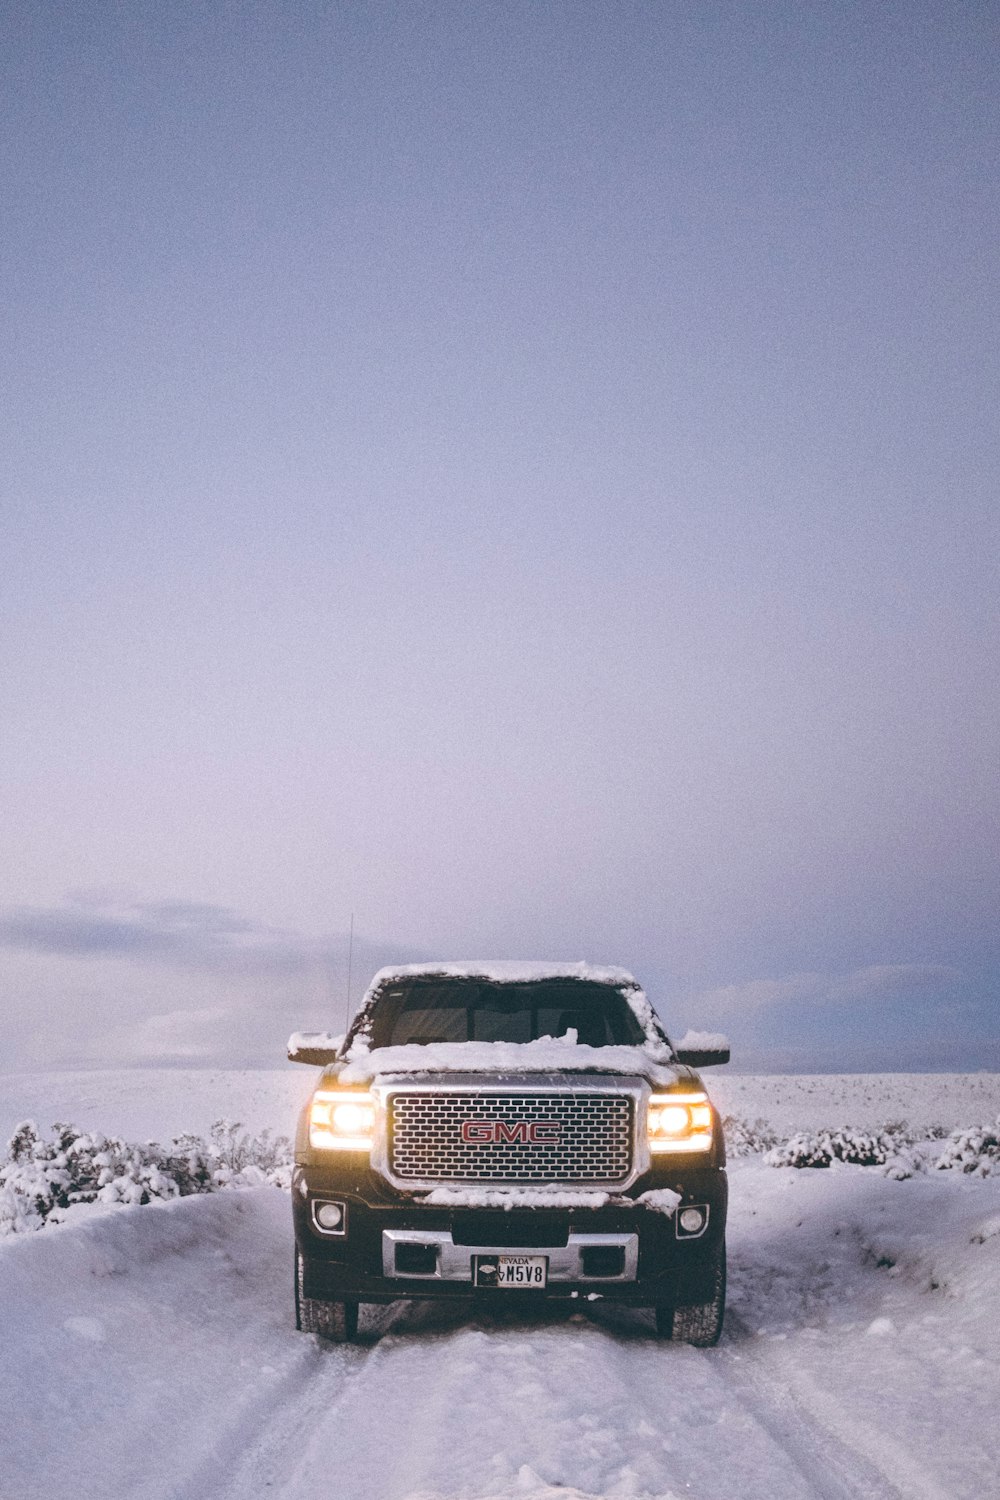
[2,1071,999,1499]
[0,1067,314,1144]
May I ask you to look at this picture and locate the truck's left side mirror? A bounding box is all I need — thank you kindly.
[673,1030,731,1068]
[287,1031,345,1066]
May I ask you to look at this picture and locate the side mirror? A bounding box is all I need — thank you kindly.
[287,1030,345,1066]
[673,1030,731,1068]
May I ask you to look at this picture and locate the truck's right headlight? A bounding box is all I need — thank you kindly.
[647,1092,713,1153]
[309,1090,376,1151]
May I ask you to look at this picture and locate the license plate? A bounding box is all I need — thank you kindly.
[474,1254,548,1289]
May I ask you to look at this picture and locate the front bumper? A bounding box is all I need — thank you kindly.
[381,1226,640,1281]
[293,1165,727,1309]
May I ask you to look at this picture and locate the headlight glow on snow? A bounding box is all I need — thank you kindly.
[309,1090,376,1151]
[647,1092,713,1153]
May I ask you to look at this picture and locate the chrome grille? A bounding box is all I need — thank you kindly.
[388,1091,633,1185]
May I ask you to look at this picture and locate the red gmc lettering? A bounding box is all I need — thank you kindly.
[461,1121,561,1144]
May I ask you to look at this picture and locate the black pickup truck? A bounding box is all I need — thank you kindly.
[288,962,730,1345]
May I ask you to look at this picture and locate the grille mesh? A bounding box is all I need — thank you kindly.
[388,1091,633,1184]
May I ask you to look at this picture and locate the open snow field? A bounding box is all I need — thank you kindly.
[3,1067,1000,1143]
[2,1071,999,1500]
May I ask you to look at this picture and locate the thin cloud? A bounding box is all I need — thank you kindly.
[691,963,963,1017]
[0,896,424,1019]
[0,898,321,975]
[93,1006,233,1065]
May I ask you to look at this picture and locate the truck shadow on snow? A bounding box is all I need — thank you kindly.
[342,1298,675,1346]
[336,1216,907,1349]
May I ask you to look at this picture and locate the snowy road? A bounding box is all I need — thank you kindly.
[3,1160,999,1500]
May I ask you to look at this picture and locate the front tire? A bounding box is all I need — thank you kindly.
[656,1242,726,1348]
[295,1249,359,1342]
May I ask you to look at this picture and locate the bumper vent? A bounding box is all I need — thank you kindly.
[388,1090,633,1186]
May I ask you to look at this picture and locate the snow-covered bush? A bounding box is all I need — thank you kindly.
[721,1115,780,1157]
[933,1120,1000,1177]
[166,1120,294,1192]
[0,1119,293,1236]
[765,1127,902,1169]
[765,1131,838,1168]
[762,1119,998,1176]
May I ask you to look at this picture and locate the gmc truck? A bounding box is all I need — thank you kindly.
[288,962,730,1345]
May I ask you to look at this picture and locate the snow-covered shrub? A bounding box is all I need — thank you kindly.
[0,1121,181,1232]
[933,1120,1000,1177]
[164,1120,293,1192]
[830,1128,901,1166]
[204,1119,294,1186]
[765,1127,901,1169]
[765,1131,837,1168]
[721,1115,779,1157]
[882,1146,925,1181]
[0,1119,293,1236]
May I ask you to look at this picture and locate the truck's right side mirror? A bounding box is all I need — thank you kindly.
[673,1030,731,1068]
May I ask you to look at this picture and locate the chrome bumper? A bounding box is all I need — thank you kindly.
[382,1228,639,1282]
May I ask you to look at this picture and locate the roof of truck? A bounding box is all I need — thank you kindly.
[366,960,640,988]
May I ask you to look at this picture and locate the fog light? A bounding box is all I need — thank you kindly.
[313,1199,346,1233]
[678,1205,708,1237]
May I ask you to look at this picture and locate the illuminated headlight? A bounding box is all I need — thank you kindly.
[309,1090,376,1151]
[647,1092,713,1153]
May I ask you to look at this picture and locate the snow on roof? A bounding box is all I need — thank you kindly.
[365,960,641,989]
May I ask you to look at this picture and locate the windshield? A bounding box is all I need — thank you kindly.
[365,977,648,1049]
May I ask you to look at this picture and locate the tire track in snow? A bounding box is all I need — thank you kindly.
[722,1313,953,1500]
[719,1313,906,1500]
[164,1338,363,1500]
[202,1300,915,1500]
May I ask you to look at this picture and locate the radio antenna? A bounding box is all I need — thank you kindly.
[345,912,354,1032]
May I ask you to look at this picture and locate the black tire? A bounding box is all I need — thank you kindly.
[295,1249,359,1342]
[655,1242,726,1348]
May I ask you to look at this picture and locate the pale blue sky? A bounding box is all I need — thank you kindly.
[2,1,997,1071]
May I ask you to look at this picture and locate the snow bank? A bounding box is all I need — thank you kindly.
[0,1188,306,1500]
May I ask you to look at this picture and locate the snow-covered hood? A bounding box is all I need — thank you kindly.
[335,1033,681,1088]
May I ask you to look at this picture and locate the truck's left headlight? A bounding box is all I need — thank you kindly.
[647,1092,713,1153]
[309,1090,376,1151]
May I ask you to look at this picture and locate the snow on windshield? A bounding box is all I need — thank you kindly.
[348,962,667,1048]
[336,963,677,1083]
